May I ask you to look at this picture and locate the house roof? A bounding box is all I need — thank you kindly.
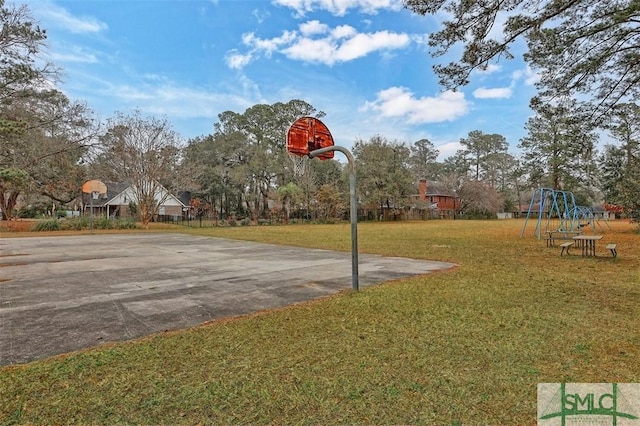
[177,191,192,206]
[86,181,127,207]
[518,203,541,213]
[422,180,456,197]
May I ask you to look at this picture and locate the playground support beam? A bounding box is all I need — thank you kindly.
[520,188,578,238]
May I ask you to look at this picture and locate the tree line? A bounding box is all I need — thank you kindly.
[1,0,639,225]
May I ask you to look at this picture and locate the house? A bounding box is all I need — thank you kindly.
[84,181,187,222]
[515,202,542,218]
[411,179,460,219]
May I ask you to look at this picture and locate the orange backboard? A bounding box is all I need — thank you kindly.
[82,180,107,195]
[286,117,334,160]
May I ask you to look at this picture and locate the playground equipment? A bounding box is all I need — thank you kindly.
[519,188,608,238]
[567,205,610,233]
[286,117,360,291]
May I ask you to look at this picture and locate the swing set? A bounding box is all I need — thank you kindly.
[520,188,609,239]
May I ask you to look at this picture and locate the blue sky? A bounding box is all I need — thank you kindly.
[25,0,541,160]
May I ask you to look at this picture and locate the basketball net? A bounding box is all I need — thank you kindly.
[288,151,309,177]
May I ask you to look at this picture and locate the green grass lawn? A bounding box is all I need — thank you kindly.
[1,219,639,424]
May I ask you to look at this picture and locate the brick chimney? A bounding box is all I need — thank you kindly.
[418,179,427,201]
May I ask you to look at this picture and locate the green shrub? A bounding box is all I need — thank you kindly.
[17,206,39,218]
[31,220,61,231]
[62,217,89,230]
[93,218,110,229]
[26,217,139,232]
[458,210,498,220]
[114,218,138,229]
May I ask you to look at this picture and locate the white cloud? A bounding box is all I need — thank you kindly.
[271,0,307,14]
[475,64,502,75]
[525,72,541,86]
[473,64,541,99]
[282,38,337,63]
[225,51,254,70]
[272,0,402,16]
[512,66,541,86]
[334,31,409,62]
[363,87,470,123]
[48,45,99,64]
[411,33,430,49]
[473,86,513,99]
[436,141,462,160]
[331,24,357,39]
[486,11,509,41]
[252,8,270,23]
[101,79,256,121]
[37,77,58,93]
[299,20,328,36]
[38,2,108,34]
[232,24,411,68]
[113,85,154,101]
[242,31,298,57]
[142,73,167,83]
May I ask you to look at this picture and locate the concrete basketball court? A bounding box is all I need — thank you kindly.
[0,233,455,366]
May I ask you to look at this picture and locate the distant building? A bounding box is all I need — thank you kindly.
[84,181,187,222]
[408,179,461,219]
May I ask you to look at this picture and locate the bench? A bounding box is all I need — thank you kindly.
[560,241,574,256]
[606,243,617,258]
[546,230,581,247]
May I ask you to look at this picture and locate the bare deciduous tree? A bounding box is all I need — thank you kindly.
[94,111,183,228]
[457,179,504,217]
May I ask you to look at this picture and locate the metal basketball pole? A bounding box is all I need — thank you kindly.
[310,145,359,292]
[90,193,94,234]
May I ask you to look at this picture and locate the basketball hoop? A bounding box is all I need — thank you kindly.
[288,151,309,177]
[285,116,360,291]
[82,180,107,234]
[286,117,335,177]
[82,180,107,196]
